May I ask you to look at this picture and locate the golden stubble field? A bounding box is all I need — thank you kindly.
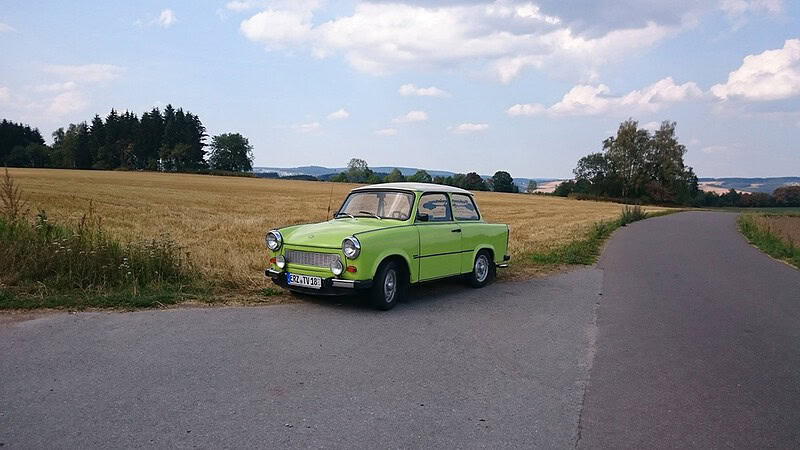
[9,169,670,293]
[752,215,800,246]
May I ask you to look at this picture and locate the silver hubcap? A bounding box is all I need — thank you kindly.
[384,269,397,302]
[475,255,489,283]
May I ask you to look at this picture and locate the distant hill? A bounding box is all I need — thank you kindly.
[254,165,557,190]
[697,177,800,194]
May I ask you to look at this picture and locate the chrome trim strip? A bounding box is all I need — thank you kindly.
[331,279,357,288]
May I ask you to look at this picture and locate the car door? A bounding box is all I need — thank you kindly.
[416,193,462,280]
[451,193,483,274]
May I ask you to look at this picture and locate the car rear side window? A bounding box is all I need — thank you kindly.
[418,193,452,222]
[451,194,480,221]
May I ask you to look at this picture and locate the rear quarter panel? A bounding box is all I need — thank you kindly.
[459,222,509,272]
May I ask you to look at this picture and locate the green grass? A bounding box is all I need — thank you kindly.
[737,215,800,269]
[528,207,676,266]
[0,210,203,310]
[713,207,800,214]
[0,287,202,310]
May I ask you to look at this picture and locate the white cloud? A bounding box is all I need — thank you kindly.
[327,108,349,120]
[450,123,489,134]
[239,2,675,82]
[0,22,15,32]
[227,0,260,11]
[292,122,320,133]
[398,84,449,97]
[506,103,546,116]
[136,9,177,28]
[392,110,428,123]
[642,121,661,131]
[45,64,124,83]
[35,81,78,93]
[719,0,784,16]
[508,77,703,117]
[701,145,729,154]
[154,9,177,27]
[374,128,398,136]
[47,90,88,115]
[710,39,800,101]
[0,86,9,102]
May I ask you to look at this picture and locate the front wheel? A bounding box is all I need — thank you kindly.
[467,251,494,288]
[369,261,403,310]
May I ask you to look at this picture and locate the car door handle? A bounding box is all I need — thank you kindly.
[451,229,461,233]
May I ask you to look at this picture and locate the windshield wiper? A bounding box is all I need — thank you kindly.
[334,212,355,219]
[357,211,382,220]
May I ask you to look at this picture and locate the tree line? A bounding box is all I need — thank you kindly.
[0,108,254,173]
[329,158,522,192]
[553,119,798,207]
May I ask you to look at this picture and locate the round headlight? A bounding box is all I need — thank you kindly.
[276,254,286,269]
[330,258,343,276]
[266,230,282,251]
[342,236,361,259]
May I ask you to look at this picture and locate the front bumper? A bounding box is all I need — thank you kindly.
[265,269,373,296]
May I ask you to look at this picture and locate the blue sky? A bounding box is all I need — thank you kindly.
[1,0,798,178]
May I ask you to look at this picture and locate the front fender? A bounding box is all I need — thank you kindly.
[350,226,420,282]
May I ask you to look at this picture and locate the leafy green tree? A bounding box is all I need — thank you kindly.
[0,120,46,166]
[603,119,650,198]
[433,175,447,185]
[553,180,576,197]
[527,179,538,193]
[331,172,349,182]
[464,172,487,191]
[408,169,432,183]
[773,186,800,207]
[384,168,406,183]
[367,174,382,184]
[208,133,254,172]
[450,173,466,188]
[345,158,372,183]
[491,171,515,192]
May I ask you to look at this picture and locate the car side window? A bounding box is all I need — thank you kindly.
[451,194,480,221]
[418,193,452,222]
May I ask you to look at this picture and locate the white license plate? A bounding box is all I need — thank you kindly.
[286,273,322,289]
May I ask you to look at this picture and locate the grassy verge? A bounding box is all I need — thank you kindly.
[0,212,206,309]
[527,206,675,266]
[1,167,205,309]
[737,214,800,269]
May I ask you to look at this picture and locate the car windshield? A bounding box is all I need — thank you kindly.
[338,191,414,220]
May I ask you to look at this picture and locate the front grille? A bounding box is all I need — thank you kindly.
[285,249,339,268]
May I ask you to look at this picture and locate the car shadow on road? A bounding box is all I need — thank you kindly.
[288,277,481,312]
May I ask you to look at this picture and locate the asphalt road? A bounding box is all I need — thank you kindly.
[578,211,800,448]
[1,211,799,448]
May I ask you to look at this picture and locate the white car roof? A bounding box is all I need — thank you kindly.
[351,182,473,195]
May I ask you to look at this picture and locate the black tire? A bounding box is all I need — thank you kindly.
[369,261,404,310]
[467,250,494,288]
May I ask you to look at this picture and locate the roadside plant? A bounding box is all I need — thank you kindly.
[619,205,647,226]
[1,167,28,223]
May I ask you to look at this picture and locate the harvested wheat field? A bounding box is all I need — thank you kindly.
[750,215,800,247]
[8,169,670,294]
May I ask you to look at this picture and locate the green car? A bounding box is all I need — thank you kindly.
[265,182,510,310]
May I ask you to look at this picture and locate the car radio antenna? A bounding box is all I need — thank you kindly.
[325,181,335,220]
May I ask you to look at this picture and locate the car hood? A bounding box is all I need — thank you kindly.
[279,218,402,249]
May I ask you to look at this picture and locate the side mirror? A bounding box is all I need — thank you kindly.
[416,212,429,222]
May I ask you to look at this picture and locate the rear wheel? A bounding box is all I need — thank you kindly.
[468,250,494,288]
[369,261,403,310]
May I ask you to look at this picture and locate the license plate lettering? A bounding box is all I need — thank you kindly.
[286,273,322,289]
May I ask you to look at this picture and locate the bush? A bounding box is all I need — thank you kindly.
[619,205,647,226]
